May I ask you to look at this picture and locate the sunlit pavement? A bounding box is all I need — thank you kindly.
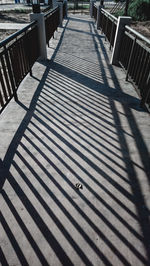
[0,14,150,266]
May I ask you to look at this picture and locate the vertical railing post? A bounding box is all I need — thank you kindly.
[111,16,131,65]
[90,0,96,17]
[64,0,68,18]
[30,12,47,60]
[57,2,63,27]
[96,5,102,29]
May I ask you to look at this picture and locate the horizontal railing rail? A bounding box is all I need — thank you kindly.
[42,5,52,13]
[44,6,59,46]
[100,8,118,49]
[0,21,40,113]
[119,25,150,110]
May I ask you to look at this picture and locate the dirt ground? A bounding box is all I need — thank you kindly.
[0,10,150,41]
[0,10,31,41]
[131,21,150,39]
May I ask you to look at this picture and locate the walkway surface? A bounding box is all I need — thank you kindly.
[0,14,150,266]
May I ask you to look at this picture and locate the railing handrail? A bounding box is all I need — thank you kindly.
[125,25,150,46]
[0,21,37,48]
[101,8,118,23]
[42,5,52,13]
[44,6,59,18]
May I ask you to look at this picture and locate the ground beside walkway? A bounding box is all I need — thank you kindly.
[0,22,28,29]
[0,14,150,266]
[0,3,31,11]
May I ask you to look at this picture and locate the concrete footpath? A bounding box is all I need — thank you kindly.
[0,14,150,266]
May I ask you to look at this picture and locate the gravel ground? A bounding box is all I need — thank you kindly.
[0,10,31,41]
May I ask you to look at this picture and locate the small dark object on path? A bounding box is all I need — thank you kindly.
[75,183,83,189]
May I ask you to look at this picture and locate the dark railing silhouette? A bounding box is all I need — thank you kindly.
[0,21,39,113]
[119,26,150,110]
[93,5,150,111]
[100,9,117,49]
[44,6,59,45]
[93,3,97,21]
[93,6,117,50]
[0,4,63,114]
[63,1,67,18]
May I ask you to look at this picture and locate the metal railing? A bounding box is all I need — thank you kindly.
[93,6,117,49]
[119,26,150,109]
[100,9,118,49]
[44,6,59,46]
[0,21,39,113]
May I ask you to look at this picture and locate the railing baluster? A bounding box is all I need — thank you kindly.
[18,39,25,79]
[135,45,144,85]
[0,67,8,102]
[104,16,108,41]
[132,43,141,82]
[141,74,150,106]
[136,49,146,86]
[138,51,149,90]
[126,36,136,81]
[109,21,114,50]
[0,89,4,107]
[101,12,104,34]
[4,46,18,102]
[1,55,12,97]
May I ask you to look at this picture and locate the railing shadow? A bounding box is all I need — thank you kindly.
[1,14,150,265]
